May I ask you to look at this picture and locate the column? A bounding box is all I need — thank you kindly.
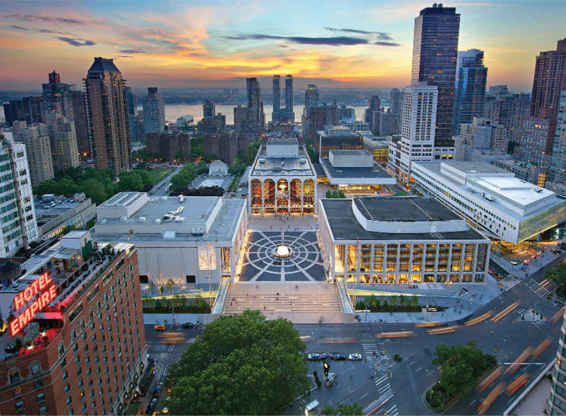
[357,243,361,283]
[287,177,291,216]
[301,179,305,215]
[261,180,264,215]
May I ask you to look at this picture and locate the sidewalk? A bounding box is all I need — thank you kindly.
[491,246,562,279]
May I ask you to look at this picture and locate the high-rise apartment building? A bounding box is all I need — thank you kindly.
[70,91,90,158]
[387,83,438,183]
[142,87,165,135]
[0,237,145,415]
[85,57,131,176]
[12,121,54,187]
[550,90,566,183]
[365,95,381,133]
[412,4,460,147]
[531,39,566,155]
[0,133,38,256]
[459,117,508,152]
[453,49,487,134]
[42,71,73,119]
[547,311,566,415]
[124,87,138,145]
[3,97,44,127]
[46,113,80,173]
[305,84,320,110]
[272,75,281,122]
[390,88,402,133]
[245,77,265,129]
[203,99,215,119]
[284,74,295,122]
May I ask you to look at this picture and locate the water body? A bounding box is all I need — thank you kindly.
[165,104,369,125]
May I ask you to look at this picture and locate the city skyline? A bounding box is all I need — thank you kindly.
[0,0,564,91]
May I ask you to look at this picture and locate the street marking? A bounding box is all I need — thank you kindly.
[360,392,369,400]
[491,301,520,323]
[375,376,388,386]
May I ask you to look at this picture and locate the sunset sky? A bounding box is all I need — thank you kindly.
[0,0,564,91]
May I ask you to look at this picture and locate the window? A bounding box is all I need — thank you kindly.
[186,275,196,284]
[139,275,148,284]
[39,405,48,415]
[34,380,44,389]
[9,369,20,384]
[36,392,46,403]
[15,400,24,413]
[30,363,41,375]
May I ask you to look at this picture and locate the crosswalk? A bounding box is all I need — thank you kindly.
[373,373,398,415]
[362,342,378,362]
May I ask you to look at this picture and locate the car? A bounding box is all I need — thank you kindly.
[181,322,194,329]
[319,352,331,360]
[348,353,362,361]
[307,353,320,361]
[154,324,166,331]
[332,353,346,360]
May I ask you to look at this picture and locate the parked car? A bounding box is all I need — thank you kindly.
[319,352,331,360]
[181,322,194,329]
[307,353,320,361]
[348,353,362,361]
[332,353,346,360]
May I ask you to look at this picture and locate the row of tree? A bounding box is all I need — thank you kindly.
[169,162,208,194]
[34,167,170,204]
[546,263,566,298]
[326,190,346,198]
[356,294,421,312]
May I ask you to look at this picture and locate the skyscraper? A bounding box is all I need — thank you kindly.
[0,133,38,256]
[272,75,281,122]
[365,95,381,132]
[46,113,80,173]
[70,90,90,157]
[453,49,488,134]
[412,4,460,148]
[246,77,264,128]
[125,87,138,144]
[203,99,215,119]
[3,96,43,126]
[531,38,566,155]
[42,71,73,119]
[85,57,131,176]
[390,88,402,133]
[547,310,566,414]
[305,84,319,110]
[284,74,295,122]
[550,90,566,183]
[143,87,165,135]
[387,83,438,183]
[12,121,54,187]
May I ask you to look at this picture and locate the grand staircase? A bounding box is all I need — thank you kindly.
[222,282,355,324]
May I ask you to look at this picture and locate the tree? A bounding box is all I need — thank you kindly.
[166,310,308,414]
[82,178,108,204]
[431,342,496,401]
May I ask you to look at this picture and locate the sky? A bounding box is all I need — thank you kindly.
[0,0,564,91]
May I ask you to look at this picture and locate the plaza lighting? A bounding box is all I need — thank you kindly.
[275,245,292,258]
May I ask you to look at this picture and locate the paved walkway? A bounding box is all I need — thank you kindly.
[491,246,562,278]
[350,273,518,324]
[248,215,318,232]
[240,231,325,282]
[512,373,551,416]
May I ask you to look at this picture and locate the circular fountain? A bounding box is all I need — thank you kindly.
[274,245,292,259]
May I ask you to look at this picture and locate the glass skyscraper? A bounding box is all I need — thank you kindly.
[411,4,460,148]
[453,49,488,135]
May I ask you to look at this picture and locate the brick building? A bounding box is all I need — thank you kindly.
[0,233,145,415]
[145,131,191,161]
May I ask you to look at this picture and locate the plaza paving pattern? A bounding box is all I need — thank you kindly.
[240,231,325,282]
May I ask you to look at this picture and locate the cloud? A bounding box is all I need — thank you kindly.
[57,36,96,47]
[225,34,370,46]
[374,41,401,47]
[5,14,86,25]
[120,48,146,54]
[324,27,393,41]
[9,25,29,31]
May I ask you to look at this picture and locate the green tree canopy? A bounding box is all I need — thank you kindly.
[166,310,308,414]
[432,341,496,399]
[322,403,363,416]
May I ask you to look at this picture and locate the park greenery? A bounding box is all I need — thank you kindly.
[546,262,566,298]
[34,167,171,204]
[142,295,211,314]
[426,342,497,410]
[321,403,363,416]
[166,310,308,414]
[169,161,208,194]
[356,295,426,312]
[326,190,346,198]
[131,148,190,163]
[228,140,261,191]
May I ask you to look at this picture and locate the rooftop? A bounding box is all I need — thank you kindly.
[414,161,565,218]
[321,198,485,241]
[250,142,315,177]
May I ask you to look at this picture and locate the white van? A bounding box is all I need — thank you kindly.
[304,400,320,415]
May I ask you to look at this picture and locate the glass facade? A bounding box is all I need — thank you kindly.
[412,5,460,147]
